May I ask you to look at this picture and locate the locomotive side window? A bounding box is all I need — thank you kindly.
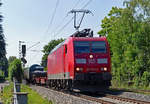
[91,41,106,53]
[65,44,67,54]
[74,41,90,54]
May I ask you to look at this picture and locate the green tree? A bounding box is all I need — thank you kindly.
[0,1,6,59]
[98,0,150,86]
[0,1,7,78]
[8,59,23,82]
[41,38,64,69]
[8,56,17,64]
[141,71,150,87]
[0,57,8,77]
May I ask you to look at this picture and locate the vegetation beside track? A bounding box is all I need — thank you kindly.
[99,0,150,88]
[111,80,150,95]
[21,84,52,104]
[0,83,52,104]
[0,83,13,104]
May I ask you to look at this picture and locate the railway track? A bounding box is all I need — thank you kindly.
[68,92,115,104]
[29,84,150,104]
[111,88,150,94]
[104,94,150,104]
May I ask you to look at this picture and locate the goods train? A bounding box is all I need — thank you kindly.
[24,64,47,85]
[24,29,112,92]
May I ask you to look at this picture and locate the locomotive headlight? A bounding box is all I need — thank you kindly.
[104,67,107,71]
[76,67,83,71]
[76,58,86,64]
[89,55,93,58]
[76,67,80,71]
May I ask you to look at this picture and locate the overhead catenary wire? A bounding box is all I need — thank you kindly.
[54,16,74,37]
[42,0,60,41]
[51,0,82,39]
[28,0,76,65]
[29,0,60,64]
[27,42,40,51]
[82,0,93,9]
[29,0,93,65]
[53,0,93,38]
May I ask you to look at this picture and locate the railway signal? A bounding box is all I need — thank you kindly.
[19,41,27,67]
[22,45,26,57]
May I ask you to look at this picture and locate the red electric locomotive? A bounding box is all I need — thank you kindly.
[47,29,111,92]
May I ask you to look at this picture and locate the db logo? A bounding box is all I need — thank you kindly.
[88,59,95,64]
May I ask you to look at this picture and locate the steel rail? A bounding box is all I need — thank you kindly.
[105,94,150,104]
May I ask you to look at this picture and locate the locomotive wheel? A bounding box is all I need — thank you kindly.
[63,80,67,90]
[47,80,51,88]
[61,80,65,89]
[54,80,57,89]
[67,80,73,91]
[58,80,61,90]
[33,80,36,85]
[50,80,53,87]
[56,80,59,90]
[52,80,55,87]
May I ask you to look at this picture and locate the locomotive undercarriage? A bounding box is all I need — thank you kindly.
[46,72,111,92]
[73,72,111,92]
[46,79,73,90]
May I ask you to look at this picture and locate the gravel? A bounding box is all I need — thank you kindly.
[30,85,99,104]
[105,90,150,103]
[98,97,134,104]
[118,92,150,102]
[30,85,150,104]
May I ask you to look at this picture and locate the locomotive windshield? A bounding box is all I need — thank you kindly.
[91,41,106,53]
[74,41,90,54]
[74,41,106,54]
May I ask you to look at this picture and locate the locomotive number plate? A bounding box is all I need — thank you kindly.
[88,59,96,64]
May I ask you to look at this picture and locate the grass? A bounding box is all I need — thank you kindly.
[0,83,52,104]
[21,84,52,104]
[0,83,13,104]
[110,80,150,95]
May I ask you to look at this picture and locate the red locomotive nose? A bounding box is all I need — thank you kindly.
[73,40,111,74]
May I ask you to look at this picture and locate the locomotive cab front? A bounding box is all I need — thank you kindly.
[73,37,112,91]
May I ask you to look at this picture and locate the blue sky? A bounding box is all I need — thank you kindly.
[2,0,124,66]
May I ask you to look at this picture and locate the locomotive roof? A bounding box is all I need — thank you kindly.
[64,36,107,44]
[28,64,44,71]
[50,36,107,54]
[72,36,106,40]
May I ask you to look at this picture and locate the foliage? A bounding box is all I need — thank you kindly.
[8,59,23,82]
[8,56,17,64]
[1,83,13,104]
[0,56,8,77]
[141,71,150,87]
[99,0,150,87]
[0,69,4,78]
[0,1,6,59]
[41,38,64,69]
[0,1,7,78]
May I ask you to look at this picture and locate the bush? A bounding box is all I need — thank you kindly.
[8,59,23,82]
[141,71,150,87]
